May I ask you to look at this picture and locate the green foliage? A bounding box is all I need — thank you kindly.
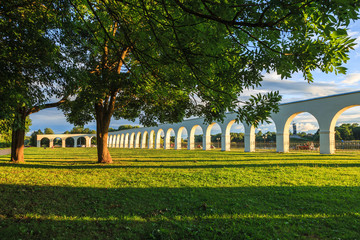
[66,126,95,134]
[44,128,54,134]
[255,131,277,142]
[118,125,140,131]
[0,0,68,128]
[108,126,140,132]
[0,118,32,146]
[230,133,244,142]
[335,123,360,140]
[1,148,360,239]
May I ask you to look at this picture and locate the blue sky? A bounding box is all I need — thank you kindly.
[29,20,360,135]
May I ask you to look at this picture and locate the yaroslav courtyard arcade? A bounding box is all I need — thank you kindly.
[37,91,360,154]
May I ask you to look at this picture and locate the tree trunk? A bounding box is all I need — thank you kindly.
[10,113,26,163]
[95,103,113,164]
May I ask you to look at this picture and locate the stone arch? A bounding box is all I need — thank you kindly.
[77,136,86,147]
[90,136,96,147]
[40,137,50,147]
[329,105,360,132]
[65,137,74,147]
[141,131,148,148]
[175,127,188,150]
[149,130,155,149]
[165,128,176,149]
[124,133,129,148]
[129,132,135,148]
[275,112,318,153]
[111,135,116,148]
[53,137,62,148]
[327,105,360,153]
[115,134,120,148]
[223,119,246,151]
[189,125,203,150]
[135,132,141,148]
[120,134,125,148]
[207,122,222,150]
[155,129,165,149]
[108,135,113,147]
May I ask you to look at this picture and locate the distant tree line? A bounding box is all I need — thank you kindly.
[108,125,140,132]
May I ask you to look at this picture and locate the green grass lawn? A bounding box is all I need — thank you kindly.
[0,148,360,239]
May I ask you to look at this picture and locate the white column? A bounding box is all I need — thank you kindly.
[73,137,79,148]
[85,137,91,148]
[140,135,146,149]
[37,140,41,147]
[120,135,124,148]
[129,135,134,148]
[62,138,66,148]
[244,125,255,152]
[155,133,161,149]
[202,133,211,150]
[111,136,115,148]
[175,133,181,150]
[276,132,289,153]
[320,130,335,154]
[164,131,171,149]
[49,139,54,148]
[124,135,129,148]
[148,133,154,149]
[221,133,230,151]
[187,135,194,150]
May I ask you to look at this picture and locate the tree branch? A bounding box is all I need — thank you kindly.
[28,96,68,115]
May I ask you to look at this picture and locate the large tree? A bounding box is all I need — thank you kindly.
[0,0,69,162]
[60,0,359,163]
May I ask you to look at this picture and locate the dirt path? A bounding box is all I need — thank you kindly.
[0,149,11,155]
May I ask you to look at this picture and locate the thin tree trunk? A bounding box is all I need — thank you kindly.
[10,113,26,163]
[95,103,113,163]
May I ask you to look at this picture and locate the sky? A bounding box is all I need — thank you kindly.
[29,20,360,135]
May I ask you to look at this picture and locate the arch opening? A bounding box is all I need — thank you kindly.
[135,132,141,148]
[40,137,50,148]
[53,137,62,148]
[156,129,165,149]
[77,137,86,147]
[115,134,121,148]
[124,133,129,148]
[176,127,188,149]
[332,106,360,151]
[120,134,125,148]
[227,120,245,151]
[129,133,135,148]
[208,123,222,150]
[189,125,203,150]
[65,137,74,147]
[141,131,149,148]
[288,112,319,152]
[90,136,97,147]
[108,135,113,147]
[256,118,277,151]
[165,128,176,149]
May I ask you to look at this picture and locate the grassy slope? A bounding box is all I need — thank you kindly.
[0,148,360,239]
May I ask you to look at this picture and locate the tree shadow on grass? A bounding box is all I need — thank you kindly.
[1,162,360,170]
[0,184,359,239]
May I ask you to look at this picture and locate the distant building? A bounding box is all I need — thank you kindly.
[293,123,297,135]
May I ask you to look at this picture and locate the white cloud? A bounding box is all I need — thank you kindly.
[348,30,360,49]
[341,73,360,85]
[296,123,318,133]
[241,71,355,104]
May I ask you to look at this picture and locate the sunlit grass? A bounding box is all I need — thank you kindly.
[0,148,360,239]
